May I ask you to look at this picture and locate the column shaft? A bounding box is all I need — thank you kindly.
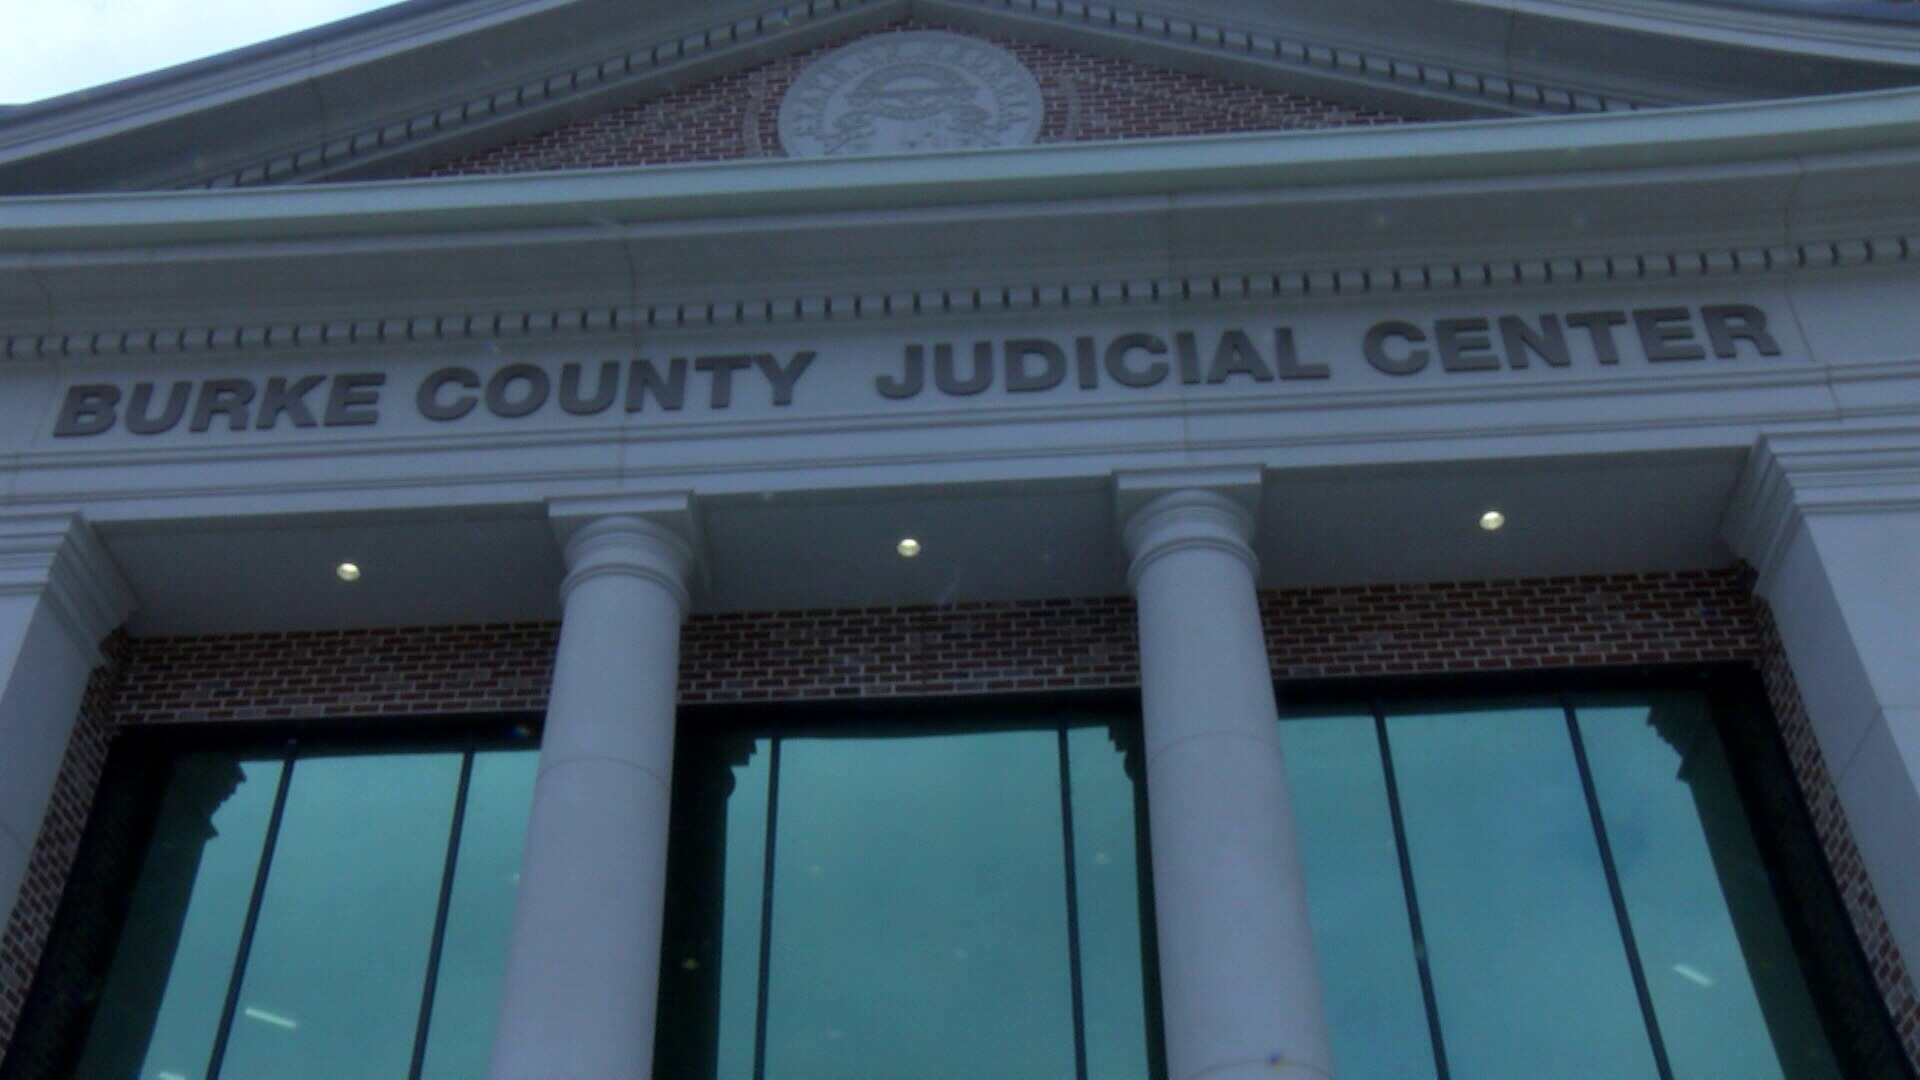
[490,514,692,1080]
[1125,489,1330,1080]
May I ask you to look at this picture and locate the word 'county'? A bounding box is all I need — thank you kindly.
[416,354,816,419]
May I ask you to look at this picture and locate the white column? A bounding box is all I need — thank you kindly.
[0,514,133,929]
[1725,430,1920,985]
[491,498,696,1080]
[1120,476,1331,1080]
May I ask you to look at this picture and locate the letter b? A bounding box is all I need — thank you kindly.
[54,385,119,437]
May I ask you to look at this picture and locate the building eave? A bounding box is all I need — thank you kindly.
[4,0,1919,195]
[0,85,1915,350]
[2,85,1916,250]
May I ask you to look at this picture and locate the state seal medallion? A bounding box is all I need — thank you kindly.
[778,31,1044,158]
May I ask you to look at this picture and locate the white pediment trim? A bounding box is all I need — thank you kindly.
[0,0,1656,195]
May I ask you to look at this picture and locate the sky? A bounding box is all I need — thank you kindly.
[0,0,404,104]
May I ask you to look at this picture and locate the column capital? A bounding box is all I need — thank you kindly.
[1116,468,1263,590]
[548,493,699,617]
[1722,427,1920,594]
[0,513,133,663]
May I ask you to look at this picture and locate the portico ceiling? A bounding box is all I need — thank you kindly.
[100,448,1742,635]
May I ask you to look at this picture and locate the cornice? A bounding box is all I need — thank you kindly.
[1490,0,1920,65]
[191,0,897,190]
[3,231,1905,361]
[0,84,1914,355]
[2,85,1912,251]
[921,0,1641,116]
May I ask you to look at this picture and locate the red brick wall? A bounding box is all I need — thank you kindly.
[1257,572,1759,677]
[111,624,558,725]
[418,22,1405,178]
[1756,603,1920,1065]
[3,568,1916,1069]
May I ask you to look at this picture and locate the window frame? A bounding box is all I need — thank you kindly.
[9,667,1908,1078]
[1,711,543,1080]
[654,691,1169,1080]
[1274,663,1912,1079]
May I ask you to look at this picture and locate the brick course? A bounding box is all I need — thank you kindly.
[417,22,1405,178]
[2,567,1915,1070]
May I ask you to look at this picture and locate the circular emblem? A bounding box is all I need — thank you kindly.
[779,32,1043,158]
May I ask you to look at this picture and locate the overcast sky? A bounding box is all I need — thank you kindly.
[0,0,404,104]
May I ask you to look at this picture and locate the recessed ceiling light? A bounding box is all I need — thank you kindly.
[896,537,922,558]
[335,562,362,582]
[1479,510,1506,532]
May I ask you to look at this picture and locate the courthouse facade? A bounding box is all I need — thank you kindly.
[2,0,1920,1076]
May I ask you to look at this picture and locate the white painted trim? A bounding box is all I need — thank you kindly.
[4,234,1903,358]
[0,86,1914,248]
[1477,0,1920,65]
[1722,426,1920,593]
[0,514,134,662]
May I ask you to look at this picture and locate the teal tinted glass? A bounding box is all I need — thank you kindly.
[1276,691,1872,1077]
[218,752,462,1078]
[1277,714,1434,1078]
[1067,724,1154,1079]
[75,754,282,1080]
[660,713,1157,1079]
[1387,706,1659,1078]
[1577,698,1841,1079]
[763,731,1077,1078]
[715,739,772,1080]
[419,748,540,1080]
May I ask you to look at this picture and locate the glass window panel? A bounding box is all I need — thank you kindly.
[715,738,773,1080]
[1388,706,1658,1078]
[1277,714,1435,1079]
[1066,723,1153,1080]
[1577,699,1842,1079]
[419,748,540,1080]
[76,754,282,1080]
[762,730,1076,1079]
[217,752,461,1080]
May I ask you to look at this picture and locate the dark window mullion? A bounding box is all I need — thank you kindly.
[1122,723,1169,1080]
[1056,726,1090,1080]
[408,747,476,1079]
[1562,701,1675,1080]
[751,737,783,1080]
[205,741,298,1080]
[1373,707,1450,1080]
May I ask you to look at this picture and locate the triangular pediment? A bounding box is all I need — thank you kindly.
[0,0,1915,195]
[410,20,1409,179]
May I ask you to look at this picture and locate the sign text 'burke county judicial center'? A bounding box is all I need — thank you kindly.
[52,305,1782,437]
